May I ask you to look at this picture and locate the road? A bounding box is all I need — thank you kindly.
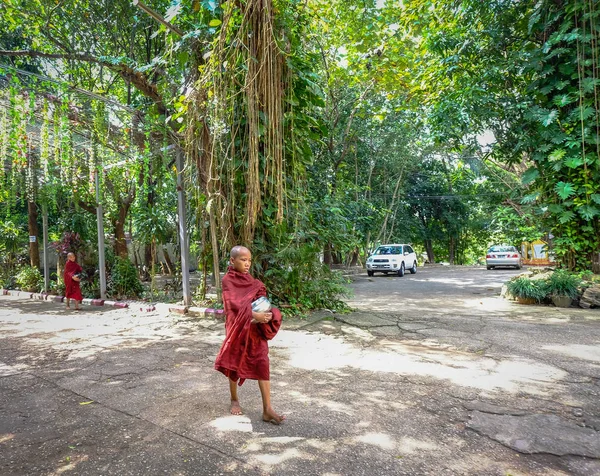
[1,266,599,475]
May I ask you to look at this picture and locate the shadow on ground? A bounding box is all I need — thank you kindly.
[2,297,599,475]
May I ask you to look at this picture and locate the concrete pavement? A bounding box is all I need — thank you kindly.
[1,266,599,475]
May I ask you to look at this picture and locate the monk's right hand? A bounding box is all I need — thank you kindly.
[252,311,272,323]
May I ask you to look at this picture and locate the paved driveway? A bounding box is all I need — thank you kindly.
[1,266,600,475]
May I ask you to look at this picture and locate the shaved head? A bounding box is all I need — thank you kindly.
[230,246,250,259]
[67,252,75,259]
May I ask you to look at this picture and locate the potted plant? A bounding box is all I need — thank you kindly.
[506,276,545,304]
[545,270,581,308]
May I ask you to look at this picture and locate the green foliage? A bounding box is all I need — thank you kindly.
[545,270,581,299]
[506,276,546,302]
[257,244,351,314]
[15,266,43,292]
[80,270,100,299]
[108,257,143,299]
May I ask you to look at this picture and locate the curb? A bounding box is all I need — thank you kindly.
[187,306,225,319]
[1,289,128,309]
[0,289,225,318]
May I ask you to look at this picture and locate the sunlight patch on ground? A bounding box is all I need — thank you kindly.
[304,439,337,452]
[0,434,15,443]
[252,448,304,466]
[398,437,439,454]
[286,390,354,415]
[355,432,395,450]
[209,415,253,433]
[340,326,376,341]
[0,361,20,377]
[50,454,89,475]
[543,344,600,363]
[463,297,512,311]
[244,437,305,452]
[272,331,567,395]
[0,301,206,362]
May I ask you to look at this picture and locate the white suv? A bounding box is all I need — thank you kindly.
[366,244,418,277]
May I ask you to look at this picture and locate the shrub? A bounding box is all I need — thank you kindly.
[15,266,44,292]
[108,257,143,298]
[257,244,352,314]
[545,270,581,299]
[81,269,101,299]
[506,276,546,302]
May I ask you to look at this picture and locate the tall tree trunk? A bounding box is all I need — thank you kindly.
[28,201,40,268]
[323,242,332,266]
[592,251,600,274]
[144,243,153,271]
[425,239,435,264]
[163,246,174,275]
[209,201,221,301]
[448,236,456,265]
[349,248,359,267]
[113,206,129,259]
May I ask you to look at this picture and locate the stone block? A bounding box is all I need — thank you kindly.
[579,284,600,309]
[187,306,207,317]
[104,300,128,308]
[209,309,225,320]
[169,305,188,315]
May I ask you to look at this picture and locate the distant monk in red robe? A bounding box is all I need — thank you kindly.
[214,245,285,424]
[64,252,83,311]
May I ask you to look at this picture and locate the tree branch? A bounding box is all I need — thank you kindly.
[0,49,166,115]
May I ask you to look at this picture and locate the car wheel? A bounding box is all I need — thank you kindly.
[487,266,493,270]
[397,262,405,277]
[409,261,417,274]
[515,264,522,270]
[367,270,374,277]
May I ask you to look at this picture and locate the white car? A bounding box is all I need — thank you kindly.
[486,245,522,270]
[366,244,418,277]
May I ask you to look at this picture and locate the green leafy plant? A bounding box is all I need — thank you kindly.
[15,266,43,292]
[107,257,143,299]
[80,270,100,299]
[257,243,352,314]
[506,276,546,303]
[545,270,581,299]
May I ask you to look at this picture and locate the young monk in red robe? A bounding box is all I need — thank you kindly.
[214,246,285,424]
[63,252,83,311]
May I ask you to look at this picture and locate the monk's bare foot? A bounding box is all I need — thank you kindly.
[263,407,285,425]
[230,400,243,415]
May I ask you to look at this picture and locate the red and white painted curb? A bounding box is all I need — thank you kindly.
[1,289,224,318]
[1,289,128,309]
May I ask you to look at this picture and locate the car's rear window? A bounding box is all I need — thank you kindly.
[488,246,517,252]
[374,246,402,255]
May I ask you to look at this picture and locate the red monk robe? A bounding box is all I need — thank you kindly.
[214,268,282,386]
[64,260,83,301]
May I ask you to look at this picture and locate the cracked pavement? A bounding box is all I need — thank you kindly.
[1,265,600,475]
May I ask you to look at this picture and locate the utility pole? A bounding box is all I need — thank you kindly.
[95,170,107,299]
[42,203,49,293]
[176,149,191,306]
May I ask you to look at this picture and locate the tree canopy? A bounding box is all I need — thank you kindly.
[1,0,598,305]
